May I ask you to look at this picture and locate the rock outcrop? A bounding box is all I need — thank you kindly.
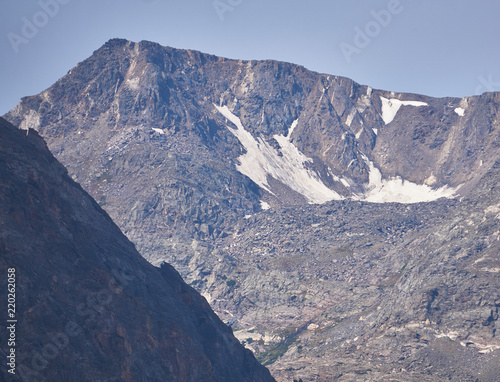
[0,117,274,382]
[4,38,500,381]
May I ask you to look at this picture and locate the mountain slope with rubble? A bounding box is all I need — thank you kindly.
[0,117,274,382]
[5,38,500,381]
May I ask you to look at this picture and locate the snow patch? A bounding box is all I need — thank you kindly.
[125,77,140,90]
[380,97,428,125]
[215,105,459,205]
[454,107,465,117]
[361,156,459,203]
[260,201,271,210]
[319,87,325,103]
[373,128,378,135]
[215,105,342,204]
[288,119,298,138]
[355,128,363,139]
[346,108,357,127]
[152,127,164,135]
[340,178,351,188]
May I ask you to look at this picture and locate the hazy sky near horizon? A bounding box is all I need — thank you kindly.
[1,0,500,115]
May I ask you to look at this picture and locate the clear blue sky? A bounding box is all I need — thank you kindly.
[2,0,500,115]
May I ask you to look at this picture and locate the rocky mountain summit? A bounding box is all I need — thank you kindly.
[5,38,500,381]
[0,117,274,381]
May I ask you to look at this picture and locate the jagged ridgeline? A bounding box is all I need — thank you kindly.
[5,39,500,381]
[0,117,275,381]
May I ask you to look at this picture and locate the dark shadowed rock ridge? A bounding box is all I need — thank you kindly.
[4,38,500,381]
[0,117,275,381]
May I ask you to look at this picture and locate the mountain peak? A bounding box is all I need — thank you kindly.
[4,39,500,381]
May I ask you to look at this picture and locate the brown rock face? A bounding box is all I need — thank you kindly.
[0,117,275,382]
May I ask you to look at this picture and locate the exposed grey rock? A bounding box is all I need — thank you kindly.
[4,38,500,381]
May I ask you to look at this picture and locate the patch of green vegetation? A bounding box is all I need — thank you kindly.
[226,280,236,287]
[258,336,298,366]
[98,195,107,207]
[246,338,253,344]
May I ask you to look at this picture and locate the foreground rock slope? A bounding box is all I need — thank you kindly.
[5,38,500,381]
[0,117,274,382]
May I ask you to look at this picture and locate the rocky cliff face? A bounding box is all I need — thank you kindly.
[0,117,274,382]
[5,38,500,381]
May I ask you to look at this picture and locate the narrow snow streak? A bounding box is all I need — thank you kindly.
[287,119,299,138]
[361,156,459,203]
[380,97,428,125]
[152,127,164,135]
[346,108,357,127]
[215,105,342,204]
